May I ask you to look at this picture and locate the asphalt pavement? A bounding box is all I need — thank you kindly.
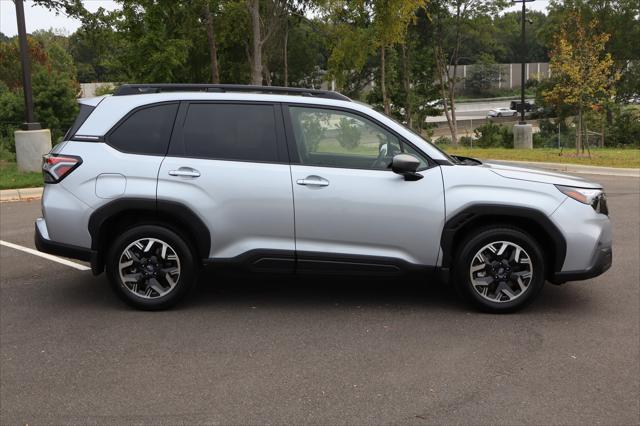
[1,174,638,425]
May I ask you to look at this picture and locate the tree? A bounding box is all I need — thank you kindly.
[201,0,221,83]
[429,0,506,146]
[367,0,427,115]
[543,10,620,154]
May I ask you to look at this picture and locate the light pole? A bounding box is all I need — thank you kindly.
[511,0,534,149]
[14,0,51,173]
[512,0,534,123]
[15,0,40,130]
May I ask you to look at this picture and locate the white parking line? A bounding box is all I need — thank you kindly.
[0,240,91,271]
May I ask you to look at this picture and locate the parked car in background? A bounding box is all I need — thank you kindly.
[510,100,533,112]
[488,107,517,117]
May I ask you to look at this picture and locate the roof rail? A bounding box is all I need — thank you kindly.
[113,84,351,102]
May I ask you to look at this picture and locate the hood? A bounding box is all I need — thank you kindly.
[482,161,602,188]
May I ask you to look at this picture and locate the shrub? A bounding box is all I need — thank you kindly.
[459,135,474,147]
[473,122,513,148]
[607,107,640,148]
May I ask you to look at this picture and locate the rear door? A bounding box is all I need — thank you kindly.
[157,102,295,270]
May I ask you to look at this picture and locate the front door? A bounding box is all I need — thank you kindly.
[285,105,445,271]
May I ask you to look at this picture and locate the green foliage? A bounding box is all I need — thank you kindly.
[297,111,327,151]
[464,54,502,97]
[607,107,640,147]
[473,122,513,148]
[94,84,116,96]
[0,32,79,144]
[335,117,362,150]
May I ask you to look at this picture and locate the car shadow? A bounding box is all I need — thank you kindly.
[183,269,467,312]
[56,269,594,315]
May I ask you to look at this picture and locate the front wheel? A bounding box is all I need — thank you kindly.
[452,227,545,313]
[106,225,197,310]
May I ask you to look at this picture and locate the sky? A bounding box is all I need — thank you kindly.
[1,0,551,37]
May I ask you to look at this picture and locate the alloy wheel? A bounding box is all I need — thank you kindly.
[118,238,181,299]
[469,240,533,303]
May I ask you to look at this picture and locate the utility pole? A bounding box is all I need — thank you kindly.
[14,0,51,173]
[511,0,534,149]
[15,0,40,130]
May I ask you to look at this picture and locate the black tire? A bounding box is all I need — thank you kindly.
[106,225,197,310]
[513,112,517,116]
[497,112,502,117]
[452,227,545,313]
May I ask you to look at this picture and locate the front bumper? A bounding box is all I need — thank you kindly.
[550,246,612,284]
[34,218,98,271]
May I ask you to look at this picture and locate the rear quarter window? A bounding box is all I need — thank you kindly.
[107,103,179,155]
[65,104,95,140]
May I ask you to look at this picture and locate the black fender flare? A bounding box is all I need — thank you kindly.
[88,197,211,263]
[440,204,567,274]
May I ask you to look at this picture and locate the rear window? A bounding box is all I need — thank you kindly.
[107,103,178,155]
[65,104,95,140]
[174,103,279,162]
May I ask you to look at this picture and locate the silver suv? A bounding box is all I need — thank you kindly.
[35,84,612,312]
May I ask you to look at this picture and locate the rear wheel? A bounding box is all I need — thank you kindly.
[453,227,545,313]
[106,225,197,310]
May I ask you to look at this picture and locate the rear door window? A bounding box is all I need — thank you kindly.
[107,103,178,155]
[174,103,279,163]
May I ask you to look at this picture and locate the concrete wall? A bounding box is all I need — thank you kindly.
[447,62,550,90]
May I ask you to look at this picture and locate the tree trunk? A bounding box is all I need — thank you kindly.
[248,0,262,85]
[576,105,583,154]
[600,113,605,148]
[381,46,390,115]
[283,21,289,87]
[203,1,220,84]
[263,60,272,86]
[401,44,412,128]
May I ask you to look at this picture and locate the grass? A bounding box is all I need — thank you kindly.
[0,161,43,190]
[441,147,640,168]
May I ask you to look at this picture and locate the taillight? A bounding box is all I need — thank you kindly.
[42,154,82,183]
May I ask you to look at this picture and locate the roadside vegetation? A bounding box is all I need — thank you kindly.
[0,161,43,190]
[443,147,640,168]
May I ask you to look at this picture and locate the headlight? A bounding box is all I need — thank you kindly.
[555,185,608,215]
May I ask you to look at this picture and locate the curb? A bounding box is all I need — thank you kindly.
[0,187,43,203]
[486,160,640,178]
[0,161,637,203]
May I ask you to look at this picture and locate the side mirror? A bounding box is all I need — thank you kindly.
[391,154,423,181]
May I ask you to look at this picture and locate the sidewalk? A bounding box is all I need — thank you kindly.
[0,187,43,202]
[1,161,638,203]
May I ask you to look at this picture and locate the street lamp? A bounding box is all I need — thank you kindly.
[510,0,534,150]
[14,0,40,130]
[13,0,51,173]
[512,0,534,124]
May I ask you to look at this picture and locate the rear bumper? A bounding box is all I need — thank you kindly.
[34,218,98,269]
[550,246,612,284]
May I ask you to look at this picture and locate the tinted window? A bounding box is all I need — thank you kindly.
[288,106,428,170]
[65,104,95,140]
[180,103,278,162]
[108,103,178,155]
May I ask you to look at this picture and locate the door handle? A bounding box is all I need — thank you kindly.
[168,167,201,178]
[296,176,329,187]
